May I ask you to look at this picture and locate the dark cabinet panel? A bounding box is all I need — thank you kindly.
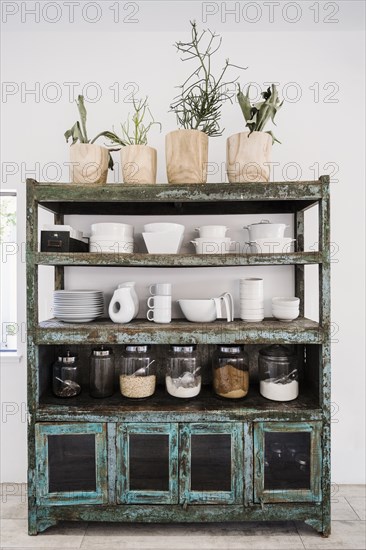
[191,434,232,492]
[129,434,170,492]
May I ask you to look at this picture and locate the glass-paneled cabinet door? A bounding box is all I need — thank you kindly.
[35,423,108,506]
[254,422,322,503]
[179,423,244,505]
[116,423,178,504]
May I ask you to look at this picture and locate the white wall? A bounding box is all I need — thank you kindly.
[1,1,365,484]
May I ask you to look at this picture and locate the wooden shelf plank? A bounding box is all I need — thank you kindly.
[33,251,322,267]
[36,317,323,345]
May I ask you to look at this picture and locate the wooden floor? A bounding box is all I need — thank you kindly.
[0,484,365,549]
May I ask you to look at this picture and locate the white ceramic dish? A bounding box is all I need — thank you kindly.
[191,237,233,255]
[272,309,299,322]
[143,231,184,254]
[272,297,300,307]
[240,315,264,322]
[91,223,134,237]
[144,223,185,234]
[89,238,134,253]
[195,225,228,238]
[178,299,217,323]
[246,238,296,254]
[243,220,288,240]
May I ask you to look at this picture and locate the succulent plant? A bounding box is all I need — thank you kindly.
[170,21,246,137]
[237,84,283,144]
[64,95,117,169]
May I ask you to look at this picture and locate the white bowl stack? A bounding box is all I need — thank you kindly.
[142,223,185,254]
[192,225,232,255]
[243,220,295,253]
[53,290,104,323]
[272,297,300,322]
[240,278,264,322]
[90,223,134,253]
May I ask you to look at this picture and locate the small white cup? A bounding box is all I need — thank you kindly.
[149,283,172,296]
[147,295,171,308]
[147,307,171,323]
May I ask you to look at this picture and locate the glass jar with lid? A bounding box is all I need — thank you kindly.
[258,344,298,401]
[120,345,156,398]
[212,345,249,399]
[52,351,81,398]
[89,346,115,398]
[166,345,201,398]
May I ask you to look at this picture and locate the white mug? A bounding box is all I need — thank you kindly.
[149,283,171,296]
[147,308,171,323]
[147,295,171,308]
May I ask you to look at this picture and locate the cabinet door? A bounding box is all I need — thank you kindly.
[36,423,108,506]
[180,423,243,505]
[254,421,322,503]
[116,423,178,504]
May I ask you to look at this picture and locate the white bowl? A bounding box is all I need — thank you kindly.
[195,225,228,238]
[240,314,264,322]
[89,238,133,253]
[272,309,299,322]
[272,297,300,308]
[178,299,216,322]
[191,237,232,255]
[243,220,288,240]
[143,231,184,254]
[246,238,296,254]
[144,223,185,234]
[91,223,134,237]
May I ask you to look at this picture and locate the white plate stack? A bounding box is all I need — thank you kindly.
[191,225,233,255]
[53,290,104,323]
[272,297,300,322]
[89,223,134,253]
[240,278,264,322]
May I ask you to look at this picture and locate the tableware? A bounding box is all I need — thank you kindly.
[195,225,228,238]
[118,282,139,318]
[144,222,185,234]
[91,223,134,237]
[53,290,104,323]
[143,231,184,254]
[240,312,265,322]
[272,297,300,308]
[246,238,296,254]
[108,287,136,323]
[243,220,288,240]
[191,237,233,255]
[272,308,299,322]
[178,299,217,323]
[89,237,134,253]
[147,307,171,323]
[240,278,264,299]
[149,283,172,296]
[147,295,171,308]
[240,298,264,309]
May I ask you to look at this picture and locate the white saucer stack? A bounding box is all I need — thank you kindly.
[53,290,104,323]
[240,278,264,322]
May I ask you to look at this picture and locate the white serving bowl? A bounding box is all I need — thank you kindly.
[272,307,299,322]
[243,220,288,240]
[195,225,228,238]
[144,223,185,235]
[247,238,296,254]
[89,238,133,253]
[178,299,216,323]
[143,231,184,254]
[91,223,134,237]
[272,297,300,308]
[191,237,233,255]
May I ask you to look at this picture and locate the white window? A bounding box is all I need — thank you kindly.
[0,191,17,352]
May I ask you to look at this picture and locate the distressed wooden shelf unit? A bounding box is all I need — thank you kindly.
[26,177,331,535]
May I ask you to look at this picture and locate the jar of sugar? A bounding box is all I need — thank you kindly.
[258,345,299,402]
[165,345,201,399]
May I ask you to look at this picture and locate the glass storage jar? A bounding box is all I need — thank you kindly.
[258,344,299,401]
[212,345,249,399]
[89,346,115,398]
[119,345,156,398]
[52,351,81,397]
[166,345,201,398]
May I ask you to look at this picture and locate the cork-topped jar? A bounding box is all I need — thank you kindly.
[212,345,249,399]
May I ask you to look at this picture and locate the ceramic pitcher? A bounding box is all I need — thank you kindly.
[109,287,136,323]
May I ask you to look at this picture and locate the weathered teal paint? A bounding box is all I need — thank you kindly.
[253,421,322,504]
[35,423,108,506]
[116,423,179,505]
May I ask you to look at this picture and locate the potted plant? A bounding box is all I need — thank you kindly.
[168,21,245,184]
[95,96,161,184]
[227,84,283,183]
[65,95,116,184]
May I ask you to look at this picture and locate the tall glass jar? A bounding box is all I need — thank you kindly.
[120,345,156,398]
[212,345,249,399]
[258,344,298,401]
[166,345,201,398]
[89,346,114,398]
[52,351,81,397]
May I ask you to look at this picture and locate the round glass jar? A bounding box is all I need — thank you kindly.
[212,345,249,399]
[89,346,115,398]
[52,351,81,398]
[258,344,298,401]
[119,345,156,398]
[165,345,201,398]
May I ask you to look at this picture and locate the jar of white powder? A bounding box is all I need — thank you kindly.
[166,345,201,398]
[258,345,299,402]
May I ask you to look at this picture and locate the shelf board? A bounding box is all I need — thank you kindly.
[34,251,322,267]
[28,178,329,215]
[37,385,322,423]
[36,317,322,345]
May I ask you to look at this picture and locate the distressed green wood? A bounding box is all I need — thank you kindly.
[243,422,253,507]
[35,423,108,506]
[253,421,322,504]
[116,423,178,505]
[179,423,244,505]
[36,318,323,345]
[33,251,322,267]
[295,209,305,317]
[107,423,117,504]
